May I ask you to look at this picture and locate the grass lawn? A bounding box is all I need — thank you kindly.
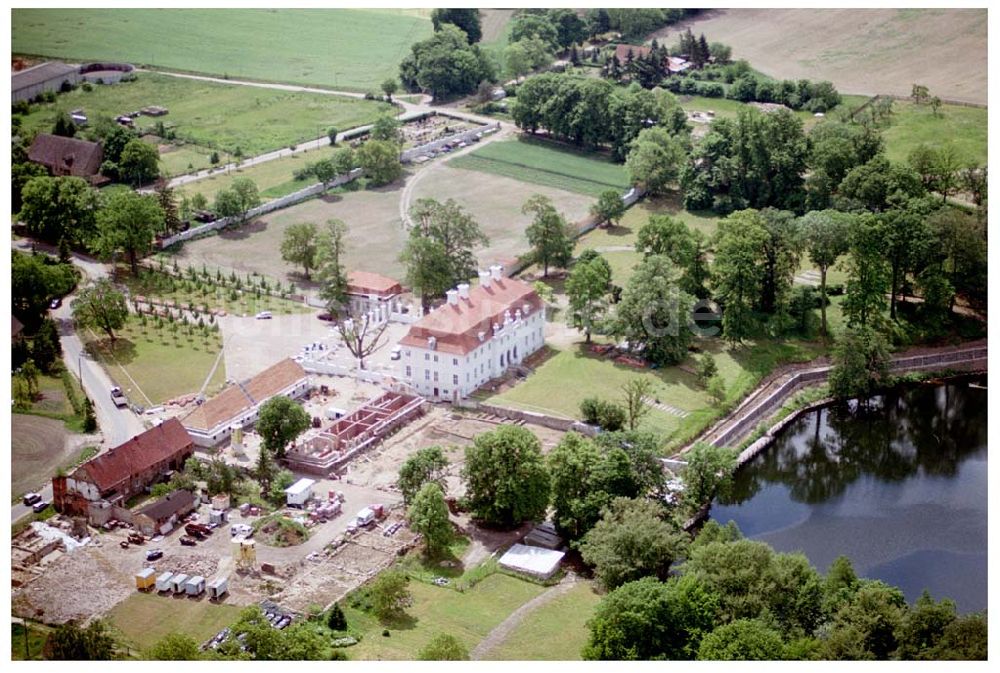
[342,572,547,660]
[18,71,393,160]
[23,369,86,432]
[484,581,601,660]
[106,592,242,653]
[489,338,826,452]
[12,8,432,92]
[11,621,50,661]
[880,100,987,165]
[680,93,870,131]
[157,144,216,178]
[449,136,631,197]
[83,315,227,406]
[175,144,341,204]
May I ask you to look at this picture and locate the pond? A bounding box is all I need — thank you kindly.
[711,378,987,612]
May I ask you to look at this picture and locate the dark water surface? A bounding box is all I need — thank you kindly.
[711,379,987,612]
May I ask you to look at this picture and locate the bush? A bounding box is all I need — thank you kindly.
[580,397,627,431]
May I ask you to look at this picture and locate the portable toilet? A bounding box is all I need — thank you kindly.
[135,567,157,591]
[185,575,206,596]
[155,571,173,592]
[170,573,189,594]
[207,576,229,599]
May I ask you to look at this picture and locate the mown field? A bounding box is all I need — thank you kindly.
[82,315,227,406]
[342,573,547,660]
[175,144,342,204]
[483,581,601,660]
[449,137,631,197]
[18,71,392,169]
[107,593,243,653]
[12,8,431,92]
[880,100,988,166]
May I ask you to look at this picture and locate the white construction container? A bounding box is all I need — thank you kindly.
[285,478,316,508]
[185,575,206,596]
[169,573,189,594]
[355,507,375,527]
[155,571,174,592]
[207,576,229,599]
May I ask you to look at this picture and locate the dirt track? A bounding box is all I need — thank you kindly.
[652,8,987,104]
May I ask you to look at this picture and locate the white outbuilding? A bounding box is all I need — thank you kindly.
[207,576,229,599]
[155,571,174,592]
[498,544,565,580]
[184,575,206,596]
[169,573,189,594]
[284,478,316,508]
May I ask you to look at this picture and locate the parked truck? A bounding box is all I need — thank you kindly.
[110,386,128,408]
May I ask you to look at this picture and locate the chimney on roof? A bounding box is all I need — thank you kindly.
[490,264,503,281]
[457,283,470,300]
[446,290,458,306]
[428,336,437,350]
[478,270,491,289]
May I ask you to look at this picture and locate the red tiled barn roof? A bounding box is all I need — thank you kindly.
[74,418,192,493]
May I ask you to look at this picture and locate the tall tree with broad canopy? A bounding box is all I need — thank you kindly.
[612,254,695,365]
[255,396,310,459]
[827,326,890,401]
[397,445,449,504]
[800,209,854,336]
[578,497,689,591]
[591,189,626,227]
[712,209,769,344]
[399,24,494,99]
[118,138,160,187]
[45,619,117,660]
[625,126,687,195]
[407,482,453,557]
[401,198,489,310]
[315,218,350,314]
[876,198,936,320]
[214,177,261,224]
[566,254,611,342]
[19,175,99,247]
[583,575,719,661]
[682,443,737,513]
[147,633,203,660]
[280,222,318,280]
[523,194,574,277]
[842,214,890,329]
[71,278,128,345]
[697,619,787,661]
[430,8,482,43]
[357,139,402,185]
[461,425,550,528]
[370,569,413,622]
[757,208,802,316]
[93,189,165,275]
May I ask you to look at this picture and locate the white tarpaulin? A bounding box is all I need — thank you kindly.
[498,543,564,579]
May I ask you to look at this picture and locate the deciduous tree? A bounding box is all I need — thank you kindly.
[566,255,611,342]
[407,482,453,557]
[280,222,319,280]
[800,209,853,336]
[418,633,470,660]
[827,326,890,401]
[315,218,350,313]
[523,194,573,277]
[71,279,128,345]
[397,446,449,504]
[626,126,686,195]
[461,425,550,528]
[255,396,310,458]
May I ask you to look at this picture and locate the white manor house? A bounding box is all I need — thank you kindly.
[398,265,545,401]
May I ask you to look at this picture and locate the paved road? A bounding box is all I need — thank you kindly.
[11,241,145,522]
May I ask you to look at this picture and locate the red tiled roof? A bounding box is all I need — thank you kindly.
[182,358,307,432]
[74,419,192,493]
[347,271,403,298]
[614,44,653,62]
[399,276,542,355]
[28,133,104,179]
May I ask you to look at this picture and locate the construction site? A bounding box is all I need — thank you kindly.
[11,406,569,629]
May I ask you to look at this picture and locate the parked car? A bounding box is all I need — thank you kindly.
[255,311,272,320]
[179,536,197,546]
[49,297,62,309]
[146,549,164,562]
[22,493,41,507]
[110,386,128,408]
[277,616,292,629]
[390,346,402,360]
[32,501,50,513]
[317,313,335,322]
